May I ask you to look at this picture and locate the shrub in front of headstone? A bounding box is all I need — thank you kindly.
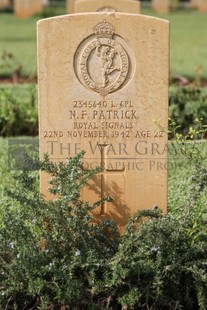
[0,151,119,309]
[103,125,207,309]
[1,138,207,309]
[107,207,207,309]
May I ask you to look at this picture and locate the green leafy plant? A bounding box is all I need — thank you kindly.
[0,50,22,81]
[1,123,207,309]
[106,122,207,309]
[0,85,38,136]
[169,87,207,138]
[0,151,119,309]
[108,208,207,309]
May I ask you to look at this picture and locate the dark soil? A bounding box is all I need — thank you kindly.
[0,76,37,84]
[1,74,207,88]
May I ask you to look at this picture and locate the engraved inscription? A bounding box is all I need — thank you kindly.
[42,99,166,142]
[67,99,138,138]
[74,20,135,96]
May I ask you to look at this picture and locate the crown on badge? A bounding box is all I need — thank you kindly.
[94,20,115,39]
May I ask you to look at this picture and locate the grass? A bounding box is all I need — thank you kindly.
[0,14,39,77]
[169,11,207,80]
[0,8,207,79]
[0,138,10,199]
[164,11,207,80]
[142,8,207,80]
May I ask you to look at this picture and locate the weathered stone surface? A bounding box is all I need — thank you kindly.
[73,0,140,13]
[189,0,199,8]
[14,0,42,18]
[0,0,9,9]
[66,0,75,13]
[190,0,207,12]
[152,0,169,14]
[42,0,49,6]
[38,13,169,229]
[197,0,207,12]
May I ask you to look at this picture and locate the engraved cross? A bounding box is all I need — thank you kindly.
[98,144,125,215]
